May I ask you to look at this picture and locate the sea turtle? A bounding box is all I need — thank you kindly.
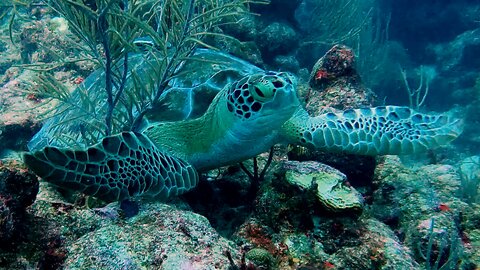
[23,49,463,202]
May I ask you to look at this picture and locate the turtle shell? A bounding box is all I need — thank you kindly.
[28,49,263,151]
[146,49,263,122]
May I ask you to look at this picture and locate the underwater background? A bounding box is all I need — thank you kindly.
[0,0,479,269]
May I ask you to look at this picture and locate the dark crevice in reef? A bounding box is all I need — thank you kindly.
[183,168,258,238]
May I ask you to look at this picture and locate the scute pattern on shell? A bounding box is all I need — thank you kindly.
[28,49,263,152]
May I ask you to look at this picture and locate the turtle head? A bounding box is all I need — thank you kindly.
[225,71,299,128]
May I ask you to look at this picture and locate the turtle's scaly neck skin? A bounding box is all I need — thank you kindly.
[143,72,299,171]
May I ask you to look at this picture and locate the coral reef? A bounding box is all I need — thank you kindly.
[245,247,276,269]
[0,179,112,268]
[0,6,95,157]
[0,160,38,247]
[326,218,419,269]
[429,28,480,74]
[63,203,239,269]
[308,45,355,89]
[2,178,241,269]
[371,155,476,269]
[0,118,40,158]
[256,22,298,59]
[458,155,480,203]
[282,161,364,213]
[0,1,478,269]
[304,45,376,113]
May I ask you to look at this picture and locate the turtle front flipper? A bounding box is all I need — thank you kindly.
[282,106,463,155]
[23,132,198,202]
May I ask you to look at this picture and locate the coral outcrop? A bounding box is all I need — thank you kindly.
[0,161,38,247]
[371,155,476,269]
[282,160,364,213]
[304,44,376,113]
[63,203,239,269]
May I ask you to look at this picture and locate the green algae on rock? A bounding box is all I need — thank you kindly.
[282,161,364,213]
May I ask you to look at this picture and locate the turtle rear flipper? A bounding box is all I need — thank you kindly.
[23,132,198,202]
[283,106,463,155]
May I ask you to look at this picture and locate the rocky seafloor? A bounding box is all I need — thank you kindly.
[1,1,480,269]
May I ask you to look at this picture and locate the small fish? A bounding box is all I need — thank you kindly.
[133,36,156,49]
[132,36,172,51]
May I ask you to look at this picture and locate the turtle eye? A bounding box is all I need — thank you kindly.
[250,82,275,102]
[254,86,265,98]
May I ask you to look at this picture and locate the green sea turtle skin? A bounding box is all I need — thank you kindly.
[281,106,463,155]
[143,72,299,170]
[23,52,463,202]
[24,132,198,201]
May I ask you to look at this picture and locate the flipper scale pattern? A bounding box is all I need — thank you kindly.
[287,106,463,155]
[24,132,198,202]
